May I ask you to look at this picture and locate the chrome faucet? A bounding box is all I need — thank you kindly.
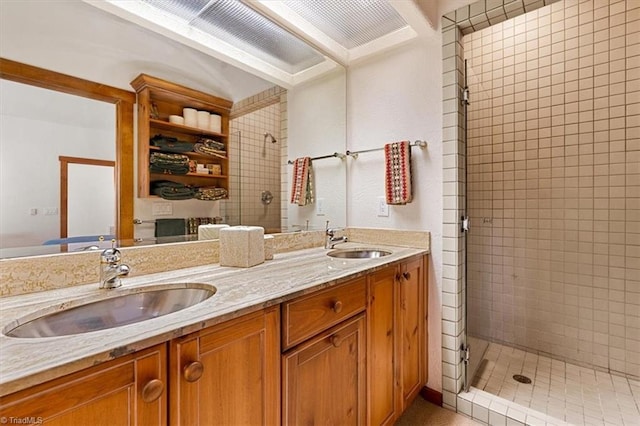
[325,221,348,249]
[99,247,130,289]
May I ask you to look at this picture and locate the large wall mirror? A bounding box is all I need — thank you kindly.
[0,0,346,259]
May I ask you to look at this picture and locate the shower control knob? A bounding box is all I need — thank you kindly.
[261,190,274,205]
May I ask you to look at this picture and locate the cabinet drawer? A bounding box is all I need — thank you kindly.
[282,277,367,349]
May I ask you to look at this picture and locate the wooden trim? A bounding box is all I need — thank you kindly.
[130,73,233,111]
[420,386,443,406]
[0,58,135,104]
[59,156,115,239]
[0,57,135,242]
[59,156,115,167]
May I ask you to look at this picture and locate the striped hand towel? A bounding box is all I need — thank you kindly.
[384,141,412,205]
[290,157,313,206]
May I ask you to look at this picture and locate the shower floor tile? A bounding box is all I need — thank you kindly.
[472,343,640,425]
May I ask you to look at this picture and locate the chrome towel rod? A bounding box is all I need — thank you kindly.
[346,140,427,159]
[287,152,346,165]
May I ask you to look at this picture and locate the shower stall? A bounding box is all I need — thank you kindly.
[221,93,283,232]
[444,0,639,424]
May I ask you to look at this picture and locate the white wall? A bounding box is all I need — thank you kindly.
[287,70,347,231]
[0,80,115,248]
[346,37,444,391]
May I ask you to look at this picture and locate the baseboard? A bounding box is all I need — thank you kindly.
[420,386,443,406]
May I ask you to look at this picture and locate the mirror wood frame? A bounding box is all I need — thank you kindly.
[0,58,135,243]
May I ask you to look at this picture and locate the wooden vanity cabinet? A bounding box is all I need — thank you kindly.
[282,313,366,426]
[1,254,427,426]
[169,306,280,426]
[367,265,399,426]
[281,278,368,425]
[398,255,427,408]
[0,344,167,426]
[367,255,428,426]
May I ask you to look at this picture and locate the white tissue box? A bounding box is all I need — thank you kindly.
[219,226,265,267]
[198,224,229,241]
[264,235,274,260]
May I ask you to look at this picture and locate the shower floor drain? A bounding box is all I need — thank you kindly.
[513,374,532,384]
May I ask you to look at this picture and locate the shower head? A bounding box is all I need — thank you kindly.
[264,132,277,144]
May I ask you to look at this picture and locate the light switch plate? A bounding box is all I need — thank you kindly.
[316,198,325,216]
[377,197,389,217]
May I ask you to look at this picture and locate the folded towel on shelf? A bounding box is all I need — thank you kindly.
[384,141,412,205]
[194,186,228,201]
[290,157,314,206]
[155,218,186,238]
[193,137,226,159]
[149,152,190,175]
[150,134,194,153]
[151,180,196,200]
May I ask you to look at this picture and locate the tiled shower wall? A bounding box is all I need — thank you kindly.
[224,88,283,232]
[465,0,639,378]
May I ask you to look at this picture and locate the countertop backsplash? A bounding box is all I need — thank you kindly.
[0,228,430,297]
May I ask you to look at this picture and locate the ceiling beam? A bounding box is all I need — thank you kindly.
[242,0,349,67]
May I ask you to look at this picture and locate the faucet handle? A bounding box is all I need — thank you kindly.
[101,248,121,264]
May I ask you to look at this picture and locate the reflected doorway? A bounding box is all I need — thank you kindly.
[60,156,115,239]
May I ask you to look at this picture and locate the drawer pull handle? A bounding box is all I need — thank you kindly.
[330,335,343,347]
[332,300,343,313]
[141,379,164,403]
[183,361,204,382]
[403,272,411,280]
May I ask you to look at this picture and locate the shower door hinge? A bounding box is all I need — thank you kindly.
[461,344,470,365]
[460,343,471,364]
[461,216,470,233]
[461,87,470,105]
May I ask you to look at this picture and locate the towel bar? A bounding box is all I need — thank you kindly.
[346,140,427,159]
[287,152,346,165]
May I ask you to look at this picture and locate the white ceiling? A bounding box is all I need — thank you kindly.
[84,0,441,88]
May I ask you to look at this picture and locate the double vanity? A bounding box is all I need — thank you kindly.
[0,230,429,425]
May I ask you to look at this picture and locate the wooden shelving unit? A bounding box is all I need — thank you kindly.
[130,74,233,199]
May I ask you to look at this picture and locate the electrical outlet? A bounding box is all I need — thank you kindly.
[29,208,38,216]
[377,197,389,217]
[152,202,173,216]
[316,198,325,216]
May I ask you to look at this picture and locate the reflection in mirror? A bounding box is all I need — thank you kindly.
[0,0,346,259]
[0,58,135,259]
[0,80,116,249]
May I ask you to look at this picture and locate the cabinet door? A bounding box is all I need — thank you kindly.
[170,307,280,426]
[367,265,398,426]
[283,313,366,426]
[0,344,166,426]
[399,256,427,408]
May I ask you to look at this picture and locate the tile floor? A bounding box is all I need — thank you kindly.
[471,343,640,425]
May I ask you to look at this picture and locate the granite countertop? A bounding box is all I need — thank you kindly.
[0,243,427,397]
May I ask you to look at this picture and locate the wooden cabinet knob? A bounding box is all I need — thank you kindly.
[330,335,343,348]
[403,272,411,280]
[183,361,204,382]
[332,300,343,314]
[141,379,164,403]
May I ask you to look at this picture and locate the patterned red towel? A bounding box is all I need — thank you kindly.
[384,141,412,205]
[290,157,312,206]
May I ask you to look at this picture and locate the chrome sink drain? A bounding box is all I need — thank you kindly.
[513,374,532,384]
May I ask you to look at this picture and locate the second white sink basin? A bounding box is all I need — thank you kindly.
[327,248,392,259]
